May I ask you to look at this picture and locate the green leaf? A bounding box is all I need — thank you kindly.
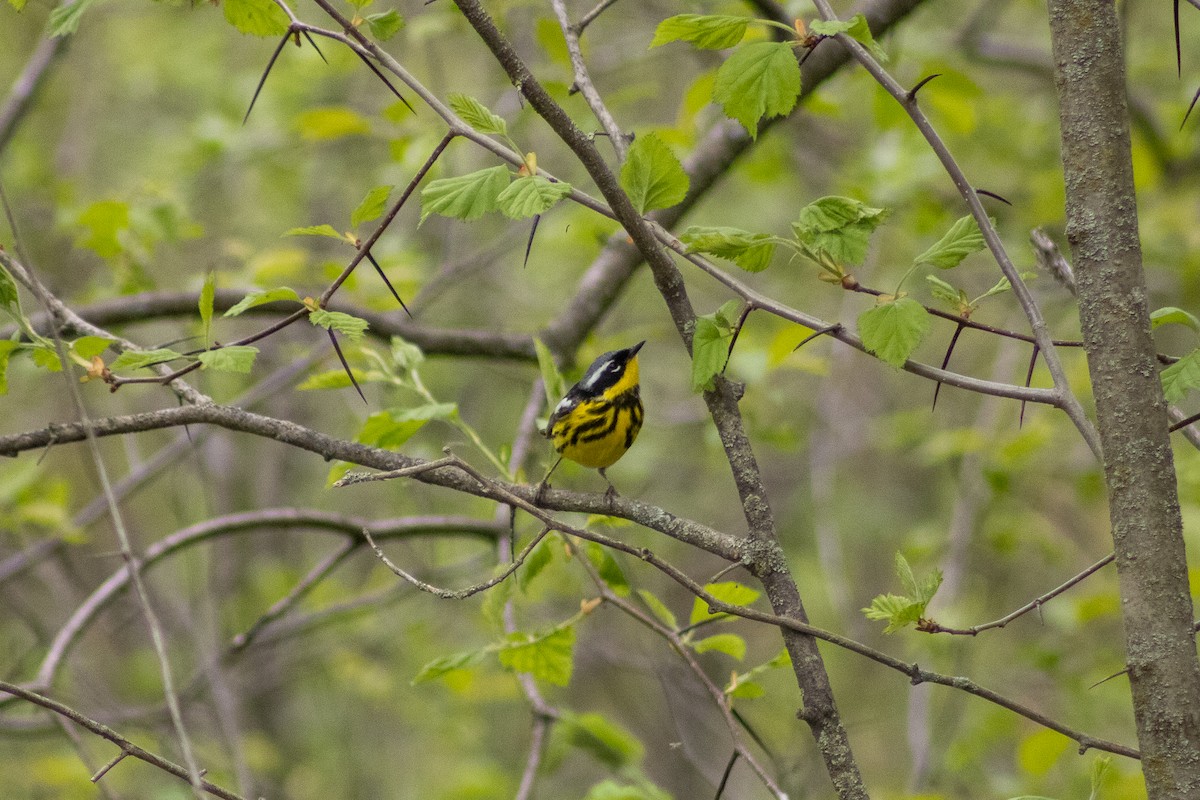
[223,0,289,36]
[637,589,678,630]
[862,554,942,633]
[356,403,457,448]
[679,226,776,272]
[809,13,887,62]
[480,565,514,628]
[978,276,1014,301]
[858,297,931,368]
[692,633,747,660]
[0,263,19,314]
[447,93,507,136]
[351,185,394,228]
[9,0,29,10]
[713,41,801,138]
[650,14,749,49]
[390,336,425,373]
[309,309,369,340]
[411,649,487,684]
[1090,756,1113,800]
[496,176,572,219]
[365,9,404,40]
[914,215,986,269]
[925,275,964,307]
[582,780,671,800]
[48,0,98,36]
[619,133,689,215]
[197,345,259,374]
[726,648,791,698]
[345,0,371,9]
[1162,349,1200,403]
[534,338,567,408]
[690,300,741,392]
[71,336,116,359]
[30,345,62,372]
[895,552,919,597]
[1151,306,1200,334]
[284,224,345,240]
[110,348,184,371]
[497,626,575,686]
[728,679,766,699]
[863,593,925,633]
[560,712,644,769]
[585,542,629,596]
[1017,728,1071,778]
[792,196,888,266]
[199,271,216,345]
[420,165,511,222]
[0,341,20,395]
[518,536,556,592]
[295,107,371,141]
[298,367,375,391]
[76,200,130,258]
[224,287,301,317]
[917,566,943,605]
[690,580,761,625]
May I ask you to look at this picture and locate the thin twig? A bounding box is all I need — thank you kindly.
[108,132,454,391]
[229,540,360,653]
[808,0,1102,459]
[1,185,206,798]
[921,554,1115,635]
[8,288,538,361]
[0,681,245,800]
[0,347,325,588]
[576,0,622,33]
[361,525,551,599]
[1,510,502,708]
[566,541,785,798]
[627,546,1140,760]
[91,751,128,784]
[551,0,629,160]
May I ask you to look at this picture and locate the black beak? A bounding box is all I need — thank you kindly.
[628,340,645,357]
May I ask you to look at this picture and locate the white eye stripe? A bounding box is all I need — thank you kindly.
[581,360,615,391]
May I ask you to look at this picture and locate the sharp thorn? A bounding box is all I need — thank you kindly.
[327,329,367,404]
[976,188,1013,206]
[523,215,540,269]
[243,32,292,125]
[1020,345,1040,428]
[1182,84,1200,130]
[906,73,941,103]
[301,29,329,64]
[356,51,415,115]
[365,249,412,317]
[933,322,966,412]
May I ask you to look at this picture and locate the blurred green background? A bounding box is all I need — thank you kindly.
[3,0,1200,797]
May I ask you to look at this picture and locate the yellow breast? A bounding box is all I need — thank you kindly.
[550,388,643,469]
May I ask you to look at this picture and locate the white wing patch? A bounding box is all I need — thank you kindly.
[553,395,577,416]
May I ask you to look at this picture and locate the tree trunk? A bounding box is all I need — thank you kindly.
[1046,2,1200,796]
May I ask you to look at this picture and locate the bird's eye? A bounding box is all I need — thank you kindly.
[608,362,620,372]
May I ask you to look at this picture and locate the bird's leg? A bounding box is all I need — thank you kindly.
[536,456,563,505]
[599,467,619,500]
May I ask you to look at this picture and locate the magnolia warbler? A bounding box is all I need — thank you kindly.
[541,341,645,497]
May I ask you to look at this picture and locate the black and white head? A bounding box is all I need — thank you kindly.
[570,340,645,400]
